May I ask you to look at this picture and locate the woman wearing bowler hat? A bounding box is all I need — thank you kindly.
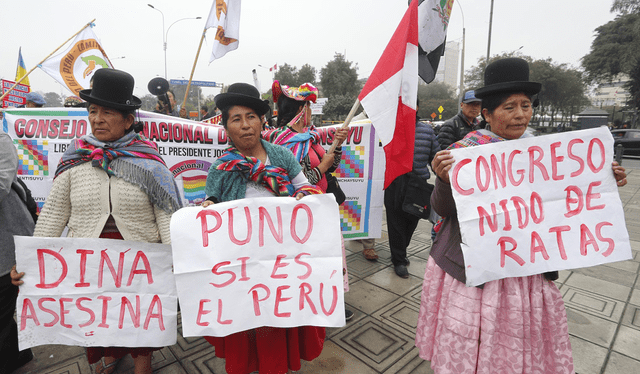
[11,68,183,374]
[414,58,627,373]
[201,82,326,374]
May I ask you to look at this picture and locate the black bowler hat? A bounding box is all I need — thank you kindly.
[79,68,142,110]
[474,58,541,99]
[214,83,270,116]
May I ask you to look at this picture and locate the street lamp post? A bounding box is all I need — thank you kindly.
[486,0,495,63]
[147,4,166,79]
[456,1,465,97]
[148,4,201,79]
[166,17,201,77]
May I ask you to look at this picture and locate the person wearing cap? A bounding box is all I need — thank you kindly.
[201,82,326,374]
[25,92,46,108]
[11,68,182,374]
[415,58,628,373]
[63,95,84,108]
[436,89,482,150]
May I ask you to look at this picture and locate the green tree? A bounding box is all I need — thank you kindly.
[465,54,590,127]
[140,94,157,112]
[274,63,298,86]
[297,64,317,85]
[43,92,62,107]
[611,0,640,14]
[417,82,458,121]
[582,3,640,113]
[530,59,590,127]
[319,53,360,120]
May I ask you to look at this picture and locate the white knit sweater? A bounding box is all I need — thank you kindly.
[34,162,172,244]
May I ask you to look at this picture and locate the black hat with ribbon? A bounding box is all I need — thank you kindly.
[474,58,541,99]
[214,83,270,116]
[79,68,142,110]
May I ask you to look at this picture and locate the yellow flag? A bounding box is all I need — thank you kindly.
[15,47,30,86]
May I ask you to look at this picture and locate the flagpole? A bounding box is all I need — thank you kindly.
[327,98,360,153]
[180,28,207,112]
[0,19,96,102]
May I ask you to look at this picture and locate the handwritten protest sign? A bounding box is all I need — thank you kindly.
[15,237,177,350]
[449,127,632,286]
[170,194,345,337]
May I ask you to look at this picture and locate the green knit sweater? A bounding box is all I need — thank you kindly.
[205,139,303,202]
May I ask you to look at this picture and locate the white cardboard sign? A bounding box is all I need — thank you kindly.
[170,194,345,337]
[15,237,177,350]
[448,127,632,286]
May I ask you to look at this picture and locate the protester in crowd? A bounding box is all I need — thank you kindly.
[155,89,180,117]
[415,57,628,373]
[383,99,439,278]
[1,129,35,374]
[63,95,84,108]
[25,92,46,108]
[200,104,213,120]
[11,68,182,374]
[436,89,482,150]
[262,80,353,318]
[201,82,326,374]
[356,238,377,261]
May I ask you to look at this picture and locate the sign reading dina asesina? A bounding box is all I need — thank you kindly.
[448,127,632,286]
[14,237,177,350]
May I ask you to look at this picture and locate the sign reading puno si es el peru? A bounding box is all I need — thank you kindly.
[14,237,177,350]
[449,127,632,286]
[170,194,345,337]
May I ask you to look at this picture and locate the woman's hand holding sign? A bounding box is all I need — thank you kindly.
[431,150,455,184]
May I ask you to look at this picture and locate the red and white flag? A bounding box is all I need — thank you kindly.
[269,63,277,72]
[205,0,241,62]
[358,0,419,189]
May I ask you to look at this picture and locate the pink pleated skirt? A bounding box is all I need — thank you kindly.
[415,257,574,374]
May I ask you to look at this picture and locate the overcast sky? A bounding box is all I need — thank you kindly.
[0,0,618,101]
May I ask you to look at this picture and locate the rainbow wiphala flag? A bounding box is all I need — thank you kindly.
[339,200,362,232]
[14,139,49,176]
[182,174,207,205]
[334,145,365,178]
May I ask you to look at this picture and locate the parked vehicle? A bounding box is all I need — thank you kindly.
[611,129,640,155]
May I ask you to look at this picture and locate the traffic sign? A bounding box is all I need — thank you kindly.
[169,79,221,88]
[438,106,444,113]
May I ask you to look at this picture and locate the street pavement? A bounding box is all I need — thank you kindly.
[11,161,640,374]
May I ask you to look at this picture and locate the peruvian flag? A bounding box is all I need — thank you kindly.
[269,63,277,72]
[358,0,419,189]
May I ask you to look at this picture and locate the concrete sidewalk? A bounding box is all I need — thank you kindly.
[12,168,640,374]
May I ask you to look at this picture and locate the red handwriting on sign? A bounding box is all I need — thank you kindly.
[452,138,607,195]
[20,295,166,331]
[477,192,544,236]
[209,253,313,288]
[35,249,153,289]
[496,220,615,267]
[197,203,314,247]
[195,280,338,326]
[195,252,337,326]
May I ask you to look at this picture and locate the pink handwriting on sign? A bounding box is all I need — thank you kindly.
[209,253,313,288]
[35,248,154,289]
[496,220,616,268]
[20,294,166,331]
[197,203,314,248]
[451,138,608,196]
